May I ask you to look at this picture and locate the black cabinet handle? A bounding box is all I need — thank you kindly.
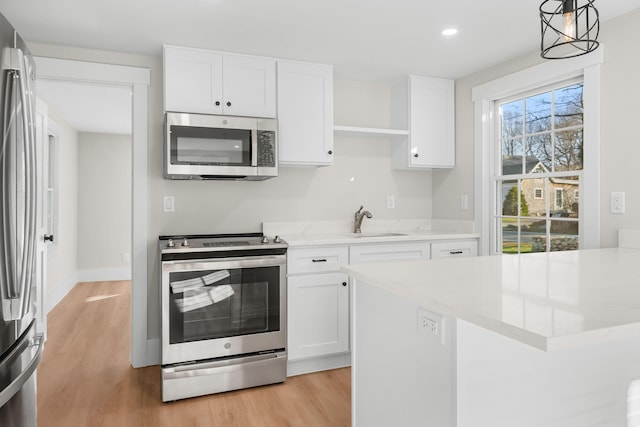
[328,150,333,155]
[215,101,220,106]
[449,250,464,255]
[414,153,419,158]
[226,101,232,107]
[312,259,327,263]
[44,234,54,243]
[342,282,347,287]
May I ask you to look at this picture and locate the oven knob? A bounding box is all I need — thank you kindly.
[274,235,282,243]
[181,238,190,247]
[167,239,175,248]
[261,236,269,244]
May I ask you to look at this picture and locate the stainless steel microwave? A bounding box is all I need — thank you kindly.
[164,112,278,180]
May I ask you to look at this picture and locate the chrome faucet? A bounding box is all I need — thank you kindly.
[354,206,373,233]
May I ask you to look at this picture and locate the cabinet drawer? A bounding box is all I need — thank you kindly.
[350,242,430,264]
[287,246,349,274]
[430,240,478,259]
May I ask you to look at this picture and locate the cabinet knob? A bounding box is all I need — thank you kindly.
[226,101,232,107]
[215,101,221,106]
[44,234,54,243]
[328,150,333,155]
[414,153,419,158]
[342,282,347,287]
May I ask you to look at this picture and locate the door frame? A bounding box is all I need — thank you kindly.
[34,57,151,368]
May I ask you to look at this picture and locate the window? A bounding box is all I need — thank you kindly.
[534,188,544,199]
[496,80,582,254]
[473,52,602,255]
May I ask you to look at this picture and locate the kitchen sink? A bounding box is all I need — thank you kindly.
[343,232,407,238]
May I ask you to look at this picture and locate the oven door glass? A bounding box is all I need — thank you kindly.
[167,264,280,344]
[170,125,252,166]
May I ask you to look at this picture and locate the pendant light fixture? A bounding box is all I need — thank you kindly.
[540,0,599,59]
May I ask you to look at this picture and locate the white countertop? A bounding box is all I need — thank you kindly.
[343,248,640,351]
[262,219,479,247]
[279,230,479,246]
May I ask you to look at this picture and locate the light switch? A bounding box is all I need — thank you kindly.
[460,194,469,211]
[163,196,175,212]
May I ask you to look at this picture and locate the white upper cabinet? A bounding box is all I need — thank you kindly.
[163,46,276,118]
[391,75,455,169]
[277,60,334,166]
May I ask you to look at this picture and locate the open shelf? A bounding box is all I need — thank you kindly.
[333,125,409,137]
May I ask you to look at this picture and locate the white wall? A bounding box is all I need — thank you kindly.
[44,111,79,311]
[432,9,640,249]
[27,42,433,349]
[77,132,131,277]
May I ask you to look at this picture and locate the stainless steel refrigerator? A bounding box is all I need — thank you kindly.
[0,11,44,427]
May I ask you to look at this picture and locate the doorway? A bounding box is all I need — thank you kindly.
[34,57,150,367]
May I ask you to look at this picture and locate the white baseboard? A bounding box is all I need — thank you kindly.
[287,352,351,377]
[77,267,132,283]
[46,274,79,313]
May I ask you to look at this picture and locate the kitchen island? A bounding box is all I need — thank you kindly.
[343,248,640,427]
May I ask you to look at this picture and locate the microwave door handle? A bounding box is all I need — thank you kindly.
[251,129,258,167]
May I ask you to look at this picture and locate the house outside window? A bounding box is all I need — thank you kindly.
[496,80,582,254]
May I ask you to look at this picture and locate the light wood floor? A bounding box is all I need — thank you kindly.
[37,281,351,426]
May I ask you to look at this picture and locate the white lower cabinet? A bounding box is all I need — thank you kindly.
[287,245,350,375]
[286,238,477,376]
[287,273,349,360]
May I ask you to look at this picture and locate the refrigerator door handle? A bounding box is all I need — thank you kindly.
[0,47,36,321]
[0,332,43,408]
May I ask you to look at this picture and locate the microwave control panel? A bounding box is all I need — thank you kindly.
[258,130,276,167]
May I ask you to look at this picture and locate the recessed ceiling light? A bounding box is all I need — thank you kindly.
[442,28,458,36]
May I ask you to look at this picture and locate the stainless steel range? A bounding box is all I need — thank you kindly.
[159,233,287,402]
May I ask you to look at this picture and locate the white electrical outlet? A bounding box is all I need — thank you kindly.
[417,308,444,344]
[611,192,625,214]
[421,315,439,335]
[387,195,395,209]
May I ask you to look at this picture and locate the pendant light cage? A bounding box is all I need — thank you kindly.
[540,0,599,59]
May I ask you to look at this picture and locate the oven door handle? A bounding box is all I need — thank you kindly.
[161,254,286,272]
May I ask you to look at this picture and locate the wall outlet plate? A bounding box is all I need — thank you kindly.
[611,192,625,214]
[417,308,445,345]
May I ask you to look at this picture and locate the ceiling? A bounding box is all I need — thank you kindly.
[37,80,132,135]
[2,0,640,134]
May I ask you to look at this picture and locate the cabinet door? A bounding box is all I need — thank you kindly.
[409,76,454,168]
[222,55,276,118]
[164,46,224,114]
[277,61,334,166]
[288,273,349,360]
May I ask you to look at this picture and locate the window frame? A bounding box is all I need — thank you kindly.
[472,50,603,256]
[46,119,61,256]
